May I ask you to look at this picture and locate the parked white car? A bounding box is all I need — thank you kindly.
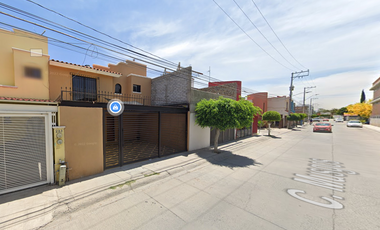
[347,120,363,128]
[335,117,344,122]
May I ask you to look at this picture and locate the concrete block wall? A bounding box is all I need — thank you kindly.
[198,83,237,100]
[151,67,192,106]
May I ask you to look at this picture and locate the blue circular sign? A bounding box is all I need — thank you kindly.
[107,99,124,116]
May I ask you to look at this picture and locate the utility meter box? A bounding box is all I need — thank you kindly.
[59,165,66,186]
[53,126,66,183]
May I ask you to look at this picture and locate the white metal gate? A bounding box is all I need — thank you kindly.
[0,114,49,195]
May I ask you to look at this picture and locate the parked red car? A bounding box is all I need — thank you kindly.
[313,122,333,133]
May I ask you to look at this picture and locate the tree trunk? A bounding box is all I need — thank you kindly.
[214,128,220,153]
[268,123,271,136]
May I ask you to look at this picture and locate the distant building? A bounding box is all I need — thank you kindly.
[370,76,380,127]
[267,96,290,128]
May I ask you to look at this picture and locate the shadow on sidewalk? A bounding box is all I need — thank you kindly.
[264,135,282,139]
[196,150,262,169]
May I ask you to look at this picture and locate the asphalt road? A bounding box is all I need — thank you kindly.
[42,122,380,230]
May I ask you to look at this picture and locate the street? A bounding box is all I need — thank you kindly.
[41,122,380,230]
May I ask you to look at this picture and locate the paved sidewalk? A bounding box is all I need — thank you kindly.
[364,124,380,133]
[0,128,293,230]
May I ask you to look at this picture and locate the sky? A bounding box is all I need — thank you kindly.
[1,0,379,110]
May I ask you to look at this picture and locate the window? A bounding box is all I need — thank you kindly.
[72,75,97,101]
[24,67,41,79]
[133,84,141,93]
[115,84,122,94]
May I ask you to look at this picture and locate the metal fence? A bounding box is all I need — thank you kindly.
[60,88,190,108]
[60,88,151,105]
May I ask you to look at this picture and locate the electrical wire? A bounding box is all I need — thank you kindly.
[251,0,308,70]
[211,0,294,71]
[25,0,179,68]
[0,10,283,100]
[232,0,301,70]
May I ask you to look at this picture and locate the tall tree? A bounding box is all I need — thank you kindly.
[360,90,366,103]
[195,96,261,153]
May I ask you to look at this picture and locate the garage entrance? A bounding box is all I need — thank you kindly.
[104,109,187,169]
[0,114,50,195]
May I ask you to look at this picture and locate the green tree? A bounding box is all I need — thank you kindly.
[195,96,261,153]
[288,113,301,128]
[360,90,366,103]
[262,111,281,136]
[298,113,307,125]
[337,107,348,115]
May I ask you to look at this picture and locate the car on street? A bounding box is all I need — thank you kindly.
[347,120,363,128]
[335,117,344,122]
[322,118,329,121]
[313,122,333,133]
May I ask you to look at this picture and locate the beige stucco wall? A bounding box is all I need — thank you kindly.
[49,64,115,100]
[0,29,49,99]
[267,97,289,115]
[58,106,103,180]
[109,61,146,77]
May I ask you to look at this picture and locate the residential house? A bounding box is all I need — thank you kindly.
[0,28,57,194]
[267,96,290,128]
[247,92,268,133]
[370,77,380,127]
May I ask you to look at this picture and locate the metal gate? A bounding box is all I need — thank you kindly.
[210,128,235,146]
[0,115,48,195]
[104,109,187,169]
[161,113,187,156]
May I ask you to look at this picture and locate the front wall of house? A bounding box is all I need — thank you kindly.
[267,97,289,115]
[248,93,268,112]
[49,65,115,100]
[0,49,50,99]
[372,101,380,116]
[0,29,48,87]
[0,29,50,99]
[58,106,103,180]
[373,87,380,101]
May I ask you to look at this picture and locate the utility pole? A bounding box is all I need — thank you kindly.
[288,70,309,128]
[309,97,318,121]
[303,86,316,113]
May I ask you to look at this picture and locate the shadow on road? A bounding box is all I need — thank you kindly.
[196,150,262,169]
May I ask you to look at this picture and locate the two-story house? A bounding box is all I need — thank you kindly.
[0,28,57,194]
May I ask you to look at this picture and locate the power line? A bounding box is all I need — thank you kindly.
[0,3,179,69]
[25,0,178,67]
[0,11,280,100]
[250,0,307,69]
[232,0,301,70]
[211,0,294,71]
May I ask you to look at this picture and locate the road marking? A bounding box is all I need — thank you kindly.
[287,158,359,209]
[287,189,344,209]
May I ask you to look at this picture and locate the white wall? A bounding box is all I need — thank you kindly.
[189,112,210,151]
[370,117,380,127]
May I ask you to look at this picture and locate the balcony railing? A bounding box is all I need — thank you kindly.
[60,88,151,106]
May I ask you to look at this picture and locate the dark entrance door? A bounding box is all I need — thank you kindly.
[104,109,187,169]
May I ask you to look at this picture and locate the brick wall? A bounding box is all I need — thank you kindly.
[198,83,237,99]
[151,67,192,106]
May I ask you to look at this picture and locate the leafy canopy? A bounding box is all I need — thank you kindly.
[347,102,372,119]
[195,96,261,131]
[287,113,301,121]
[262,111,281,122]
